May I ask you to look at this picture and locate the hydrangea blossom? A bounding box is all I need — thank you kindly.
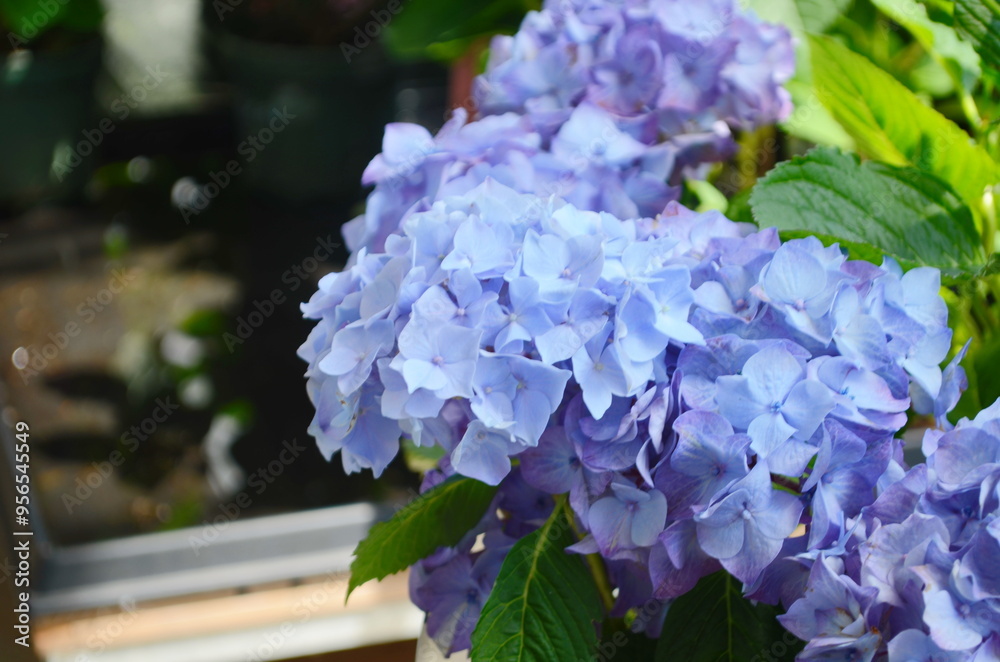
[776,403,1000,660]
[294,0,992,658]
[342,0,794,254]
[299,176,966,657]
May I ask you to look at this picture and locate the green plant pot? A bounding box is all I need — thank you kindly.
[216,32,394,203]
[0,40,102,206]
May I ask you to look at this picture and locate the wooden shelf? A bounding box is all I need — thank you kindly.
[36,570,421,662]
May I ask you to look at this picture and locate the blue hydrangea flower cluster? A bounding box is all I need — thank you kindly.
[777,400,1000,660]
[299,177,976,657]
[342,0,794,255]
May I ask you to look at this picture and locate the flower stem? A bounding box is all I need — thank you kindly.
[557,495,616,613]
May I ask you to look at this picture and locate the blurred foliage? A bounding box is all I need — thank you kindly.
[382,0,540,62]
[205,0,387,46]
[0,0,103,51]
[953,0,1000,85]
[179,309,230,338]
[401,438,446,473]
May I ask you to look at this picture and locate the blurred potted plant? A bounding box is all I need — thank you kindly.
[0,0,104,206]
[203,0,397,203]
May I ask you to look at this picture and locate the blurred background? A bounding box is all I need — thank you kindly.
[0,0,533,659]
[0,0,991,660]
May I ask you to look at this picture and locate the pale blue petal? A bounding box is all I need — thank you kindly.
[451,422,515,485]
[781,379,835,439]
[631,490,668,547]
[716,375,766,430]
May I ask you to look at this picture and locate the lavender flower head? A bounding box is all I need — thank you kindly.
[300,173,963,655]
[342,0,794,254]
[778,401,1000,661]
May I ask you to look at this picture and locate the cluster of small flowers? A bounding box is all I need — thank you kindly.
[341,0,794,255]
[777,401,1000,660]
[298,178,976,657]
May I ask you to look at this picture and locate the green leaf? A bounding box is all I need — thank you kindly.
[871,0,981,91]
[599,623,658,661]
[347,476,497,597]
[954,0,1000,75]
[750,147,986,277]
[655,571,802,662]
[382,0,535,62]
[808,34,998,208]
[471,508,603,662]
[781,78,857,150]
[742,0,851,34]
[980,252,1000,276]
[794,0,853,32]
